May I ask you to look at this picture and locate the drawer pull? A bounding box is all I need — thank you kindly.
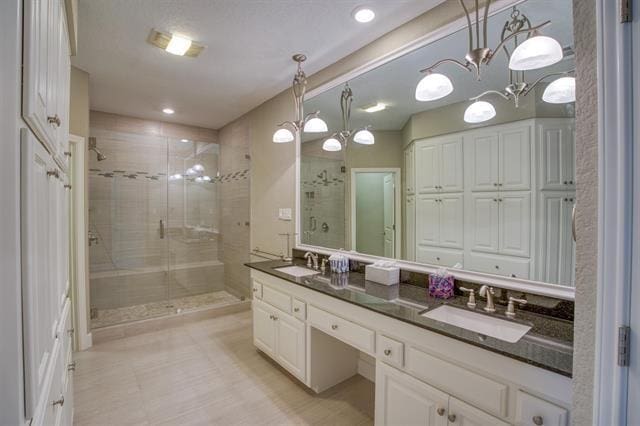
[68,362,76,372]
[272,316,278,321]
[47,169,60,179]
[447,414,456,422]
[64,151,72,157]
[532,415,544,425]
[253,288,258,292]
[436,407,445,416]
[64,184,72,189]
[48,115,61,127]
[52,396,64,407]
[294,307,300,313]
[331,324,338,330]
[384,349,392,356]
[68,328,74,336]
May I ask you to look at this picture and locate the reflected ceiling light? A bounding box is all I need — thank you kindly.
[195,176,203,182]
[185,167,196,175]
[272,54,327,144]
[322,138,342,152]
[192,164,204,172]
[169,174,183,181]
[165,34,192,56]
[202,176,212,182]
[362,102,386,113]
[509,35,563,71]
[180,138,190,143]
[415,73,453,101]
[464,101,496,123]
[353,129,375,145]
[162,108,175,115]
[542,76,576,103]
[353,7,375,23]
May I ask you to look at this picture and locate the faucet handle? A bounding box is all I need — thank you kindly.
[459,287,476,309]
[506,296,528,318]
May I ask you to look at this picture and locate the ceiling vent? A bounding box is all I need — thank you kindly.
[147,29,205,58]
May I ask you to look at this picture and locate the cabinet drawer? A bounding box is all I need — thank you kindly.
[377,335,404,368]
[468,252,530,279]
[416,246,463,268]
[406,346,508,417]
[252,279,263,299]
[292,299,306,320]
[262,285,292,313]
[308,306,375,354]
[515,391,568,426]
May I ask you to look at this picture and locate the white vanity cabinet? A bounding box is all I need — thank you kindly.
[538,121,575,191]
[416,194,464,249]
[537,193,576,286]
[415,136,464,194]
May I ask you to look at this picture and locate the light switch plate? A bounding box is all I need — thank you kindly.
[278,208,292,221]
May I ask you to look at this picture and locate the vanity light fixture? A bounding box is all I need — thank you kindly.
[322,138,343,152]
[362,102,387,113]
[352,7,375,23]
[202,176,212,182]
[162,108,175,115]
[322,84,375,152]
[272,54,328,144]
[415,1,562,102]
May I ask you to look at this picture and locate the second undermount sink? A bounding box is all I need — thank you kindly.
[274,265,320,278]
[421,305,531,343]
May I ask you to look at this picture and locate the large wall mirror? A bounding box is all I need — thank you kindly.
[299,0,576,288]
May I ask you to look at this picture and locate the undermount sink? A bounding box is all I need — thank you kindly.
[421,305,531,343]
[274,265,320,278]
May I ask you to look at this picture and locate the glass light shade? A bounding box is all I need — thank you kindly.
[195,177,203,182]
[192,164,204,172]
[185,168,196,176]
[542,77,576,104]
[202,176,211,182]
[464,101,496,123]
[322,138,342,152]
[509,36,563,71]
[415,73,453,102]
[272,128,294,143]
[303,117,328,133]
[353,129,375,145]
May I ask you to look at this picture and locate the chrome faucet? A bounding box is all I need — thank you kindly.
[478,285,496,313]
[304,252,319,270]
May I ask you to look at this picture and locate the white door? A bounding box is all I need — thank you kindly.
[252,301,276,357]
[405,195,415,261]
[439,193,463,249]
[498,192,531,257]
[375,362,448,426]
[469,193,500,253]
[275,313,306,381]
[439,137,464,192]
[467,132,499,192]
[415,141,440,193]
[499,126,531,191]
[383,174,395,258]
[448,397,510,426]
[416,195,440,247]
[405,145,415,195]
[539,122,575,190]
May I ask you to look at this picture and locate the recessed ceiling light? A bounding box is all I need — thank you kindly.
[147,29,205,58]
[162,108,175,115]
[165,34,192,56]
[180,138,190,143]
[362,102,386,113]
[353,7,375,23]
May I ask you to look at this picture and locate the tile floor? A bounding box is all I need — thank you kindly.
[74,310,374,425]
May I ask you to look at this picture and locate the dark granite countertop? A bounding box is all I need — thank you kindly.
[246,260,573,377]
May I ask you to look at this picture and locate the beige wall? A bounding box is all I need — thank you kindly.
[70,66,89,137]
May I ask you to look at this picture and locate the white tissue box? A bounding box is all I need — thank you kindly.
[365,264,400,286]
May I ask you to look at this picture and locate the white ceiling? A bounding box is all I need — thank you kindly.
[72,0,447,130]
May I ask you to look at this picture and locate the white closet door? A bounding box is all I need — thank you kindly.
[539,122,575,190]
[469,193,499,253]
[439,194,463,249]
[416,195,440,247]
[499,192,531,257]
[439,137,464,192]
[539,192,565,283]
[499,126,531,191]
[415,141,440,193]
[467,133,499,192]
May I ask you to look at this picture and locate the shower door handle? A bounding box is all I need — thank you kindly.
[159,219,165,239]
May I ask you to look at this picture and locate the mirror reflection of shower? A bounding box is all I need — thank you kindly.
[88,137,107,161]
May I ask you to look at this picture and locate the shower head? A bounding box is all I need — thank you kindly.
[89,137,107,161]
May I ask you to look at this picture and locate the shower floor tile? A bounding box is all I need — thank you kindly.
[91,291,241,329]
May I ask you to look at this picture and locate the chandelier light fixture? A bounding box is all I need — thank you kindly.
[322,84,375,152]
[415,0,564,102]
[272,54,328,143]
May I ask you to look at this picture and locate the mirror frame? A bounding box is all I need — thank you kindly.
[294,0,575,301]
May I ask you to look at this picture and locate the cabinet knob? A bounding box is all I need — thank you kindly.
[436,257,441,261]
[64,151,72,157]
[447,414,457,423]
[564,181,568,185]
[48,115,61,127]
[68,328,74,336]
[498,198,503,202]
[436,407,446,416]
[64,184,72,189]
[52,395,64,407]
[532,415,544,425]
[493,199,498,202]
[331,324,338,330]
[273,316,278,321]
[252,288,258,292]
[493,183,498,187]
[384,349,392,356]
[294,307,300,313]
[570,180,574,185]
[495,265,500,269]
[68,362,76,372]
[47,169,60,179]
[498,183,503,187]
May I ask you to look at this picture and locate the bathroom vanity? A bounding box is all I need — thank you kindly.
[247,260,572,426]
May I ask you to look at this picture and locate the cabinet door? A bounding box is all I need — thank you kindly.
[56,8,71,163]
[499,192,531,257]
[46,0,61,150]
[405,145,415,195]
[539,123,573,190]
[467,132,499,192]
[415,141,440,193]
[448,397,510,426]
[539,193,575,285]
[275,313,306,381]
[405,196,415,261]
[375,362,448,426]
[252,300,276,357]
[468,193,499,253]
[439,137,464,192]
[439,194,463,249]
[416,195,440,247]
[499,126,531,191]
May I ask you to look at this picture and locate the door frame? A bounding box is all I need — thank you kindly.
[69,133,91,350]
[350,168,401,258]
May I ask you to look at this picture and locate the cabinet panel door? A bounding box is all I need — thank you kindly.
[415,141,440,193]
[416,195,440,247]
[375,362,448,426]
[405,196,415,261]
[467,133,499,192]
[499,192,531,257]
[439,194,463,249]
[405,146,415,195]
[46,0,60,149]
[448,397,510,426]
[539,123,575,190]
[439,137,464,192]
[56,8,70,163]
[499,126,531,191]
[469,193,499,253]
[276,314,306,381]
[252,301,276,357]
